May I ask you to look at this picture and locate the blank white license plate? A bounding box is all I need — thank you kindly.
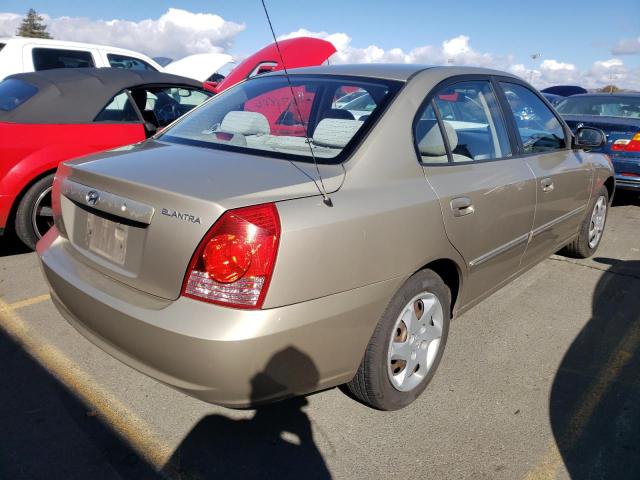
[87,214,128,265]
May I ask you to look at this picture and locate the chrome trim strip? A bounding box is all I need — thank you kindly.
[61,179,155,225]
[531,205,586,238]
[469,233,530,268]
[468,204,586,269]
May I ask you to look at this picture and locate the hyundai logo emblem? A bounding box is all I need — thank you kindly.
[86,190,100,206]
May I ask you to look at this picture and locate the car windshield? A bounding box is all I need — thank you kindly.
[557,96,640,118]
[0,78,38,111]
[161,75,400,163]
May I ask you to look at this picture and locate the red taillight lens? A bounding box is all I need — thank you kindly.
[611,133,640,152]
[181,203,280,309]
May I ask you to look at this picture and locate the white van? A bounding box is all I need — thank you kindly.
[0,37,164,80]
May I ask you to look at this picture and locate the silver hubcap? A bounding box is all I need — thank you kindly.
[31,186,54,240]
[588,195,607,249]
[387,292,444,392]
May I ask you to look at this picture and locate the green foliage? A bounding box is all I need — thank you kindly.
[16,8,52,39]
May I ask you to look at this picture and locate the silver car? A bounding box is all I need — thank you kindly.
[38,65,613,410]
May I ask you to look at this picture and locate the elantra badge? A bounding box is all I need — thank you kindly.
[161,208,201,224]
[86,190,100,206]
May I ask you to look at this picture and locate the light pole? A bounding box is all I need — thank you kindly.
[530,53,541,83]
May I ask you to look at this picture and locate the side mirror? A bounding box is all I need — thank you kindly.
[575,126,606,149]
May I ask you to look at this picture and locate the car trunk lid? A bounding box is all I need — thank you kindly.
[57,140,344,300]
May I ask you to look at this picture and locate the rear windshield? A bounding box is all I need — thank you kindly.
[557,96,640,119]
[161,75,401,164]
[0,79,38,111]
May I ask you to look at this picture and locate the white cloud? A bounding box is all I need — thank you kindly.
[612,36,640,55]
[0,9,245,60]
[280,28,640,90]
[279,29,510,68]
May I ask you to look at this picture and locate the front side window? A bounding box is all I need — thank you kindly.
[500,82,566,153]
[32,48,95,70]
[161,75,400,163]
[557,96,640,119]
[94,91,140,122]
[415,80,512,163]
[107,54,157,71]
[128,87,211,127]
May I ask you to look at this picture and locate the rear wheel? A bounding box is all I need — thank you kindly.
[345,269,451,410]
[15,174,55,250]
[562,185,609,259]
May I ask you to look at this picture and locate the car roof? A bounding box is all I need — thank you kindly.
[262,64,520,82]
[564,92,640,98]
[0,36,152,57]
[1,68,203,124]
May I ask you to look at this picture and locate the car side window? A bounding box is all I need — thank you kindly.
[32,48,95,70]
[107,54,157,71]
[500,82,566,153]
[415,80,512,163]
[94,91,140,122]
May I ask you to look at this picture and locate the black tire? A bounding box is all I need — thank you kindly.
[562,185,609,259]
[345,269,451,410]
[15,174,55,250]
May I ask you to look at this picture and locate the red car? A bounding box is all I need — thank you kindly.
[204,37,336,94]
[0,68,210,248]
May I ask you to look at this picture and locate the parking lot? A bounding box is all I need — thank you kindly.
[0,191,638,480]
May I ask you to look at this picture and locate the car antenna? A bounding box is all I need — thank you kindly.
[260,0,333,207]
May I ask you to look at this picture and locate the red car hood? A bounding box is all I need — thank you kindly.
[204,37,336,94]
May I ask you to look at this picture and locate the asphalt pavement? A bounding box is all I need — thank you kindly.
[0,191,639,480]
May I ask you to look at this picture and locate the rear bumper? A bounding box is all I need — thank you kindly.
[611,155,640,191]
[37,228,399,408]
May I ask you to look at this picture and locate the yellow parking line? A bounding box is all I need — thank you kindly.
[9,293,51,310]
[524,319,640,480]
[0,298,172,469]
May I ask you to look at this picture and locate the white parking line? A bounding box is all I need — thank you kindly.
[0,296,172,470]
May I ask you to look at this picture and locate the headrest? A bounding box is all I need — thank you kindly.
[418,121,458,157]
[220,111,270,136]
[313,119,363,148]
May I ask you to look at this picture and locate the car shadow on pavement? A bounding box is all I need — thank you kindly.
[163,347,332,480]
[612,189,640,207]
[550,257,640,479]
[0,328,159,480]
[0,232,31,257]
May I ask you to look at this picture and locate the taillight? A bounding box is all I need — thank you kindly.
[181,203,280,309]
[611,132,640,152]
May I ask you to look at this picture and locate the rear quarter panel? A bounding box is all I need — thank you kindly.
[265,68,467,313]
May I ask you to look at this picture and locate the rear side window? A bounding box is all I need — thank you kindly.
[415,80,512,163]
[94,91,140,122]
[107,54,157,71]
[0,79,38,111]
[32,48,95,70]
[500,82,566,153]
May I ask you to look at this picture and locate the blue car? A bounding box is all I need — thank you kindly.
[557,93,640,191]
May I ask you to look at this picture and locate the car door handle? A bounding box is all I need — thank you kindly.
[450,196,475,217]
[541,178,554,192]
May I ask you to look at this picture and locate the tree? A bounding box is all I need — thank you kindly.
[597,85,622,94]
[16,9,52,39]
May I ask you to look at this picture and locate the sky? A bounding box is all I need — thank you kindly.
[1,0,639,89]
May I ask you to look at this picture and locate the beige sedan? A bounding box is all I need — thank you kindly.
[38,65,613,410]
